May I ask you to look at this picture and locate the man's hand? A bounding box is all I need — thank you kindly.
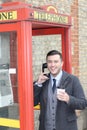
[37,73,49,84]
[57,91,70,103]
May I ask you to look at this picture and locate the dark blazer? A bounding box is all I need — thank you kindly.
[34,71,87,130]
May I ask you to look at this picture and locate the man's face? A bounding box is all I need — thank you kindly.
[47,54,63,77]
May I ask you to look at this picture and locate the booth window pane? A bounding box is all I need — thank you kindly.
[0,32,19,130]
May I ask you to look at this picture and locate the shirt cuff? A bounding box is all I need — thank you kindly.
[35,82,42,87]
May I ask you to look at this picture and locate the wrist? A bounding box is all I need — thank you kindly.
[35,82,42,87]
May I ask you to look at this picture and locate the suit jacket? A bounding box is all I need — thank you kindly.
[34,71,87,130]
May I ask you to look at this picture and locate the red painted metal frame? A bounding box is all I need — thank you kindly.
[17,21,34,130]
[62,28,72,73]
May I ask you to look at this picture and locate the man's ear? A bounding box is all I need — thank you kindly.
[61,61,64,67]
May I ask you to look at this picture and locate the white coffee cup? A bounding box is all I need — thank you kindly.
[57,88,65,94]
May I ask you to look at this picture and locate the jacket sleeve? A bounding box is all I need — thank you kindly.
[33,82,42,106]
[68,76,87,110]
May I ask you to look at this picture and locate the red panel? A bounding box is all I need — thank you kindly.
[32,27,64,36]
[0,23,18,32]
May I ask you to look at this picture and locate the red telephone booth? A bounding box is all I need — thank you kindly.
[0,2,72,130]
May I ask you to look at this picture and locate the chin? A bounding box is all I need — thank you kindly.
[51,70,60,76]
[51,73,57,77]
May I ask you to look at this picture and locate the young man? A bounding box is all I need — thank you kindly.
[34,50,87,130]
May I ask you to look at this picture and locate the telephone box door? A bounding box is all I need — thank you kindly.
[0,22,34,130]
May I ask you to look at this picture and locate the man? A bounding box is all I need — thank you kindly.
[34,50,87,130]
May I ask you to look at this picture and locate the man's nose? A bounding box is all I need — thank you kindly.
[51,62,55,66]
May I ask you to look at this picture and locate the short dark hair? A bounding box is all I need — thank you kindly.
[46,50,63,61]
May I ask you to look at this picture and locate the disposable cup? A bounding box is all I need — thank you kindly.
[57,88,65,94]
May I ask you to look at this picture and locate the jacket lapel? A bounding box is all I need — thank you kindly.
[59,71,71,89]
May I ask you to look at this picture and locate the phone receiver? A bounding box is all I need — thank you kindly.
[42,63,49,77]
[42,63,47,73]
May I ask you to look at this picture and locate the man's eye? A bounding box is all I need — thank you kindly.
[54,61,58,63]
[47,61,52,63]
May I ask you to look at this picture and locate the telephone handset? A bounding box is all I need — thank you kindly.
[42,63,49,77]
[42,63,47,72]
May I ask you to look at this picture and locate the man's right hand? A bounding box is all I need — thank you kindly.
[37,73,49,84]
